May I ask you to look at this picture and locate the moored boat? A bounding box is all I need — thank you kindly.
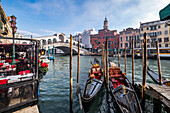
[39,55,50,63]
[109,62,142,113]
[80,58,104,112]
[147,66,170,86]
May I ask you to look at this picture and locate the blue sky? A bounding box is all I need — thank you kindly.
[1,0,170,37]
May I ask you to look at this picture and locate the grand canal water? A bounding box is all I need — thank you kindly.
[38,56,170,113]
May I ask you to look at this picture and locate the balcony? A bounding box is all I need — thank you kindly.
[1,26,8,35]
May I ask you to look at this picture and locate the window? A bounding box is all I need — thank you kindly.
[158,25,161,28]
[141,28,143,31]
[129,36,131,41]
[150,26,157,30]
[137,35,140,40]
[129,43,132,48]
[136,30,140,33]
[126,36,128,41]
[147,33,150,36]
[140,34,143,37]
[141,39,144,43]
[165,24,167,28]
[165,44,168,47]
[147,45,150,48]
[147,27,149,30]
[159,44,161,47]
[164,37,169,42]
[157,31,162,35]
[120,37,122,41]
[126,43,128,47]
[147,39,150,43]
[165,30,168,35]
[121,43,122,47]
[135,35,136,41]
[150,32,157,37]
[158,38,162,42]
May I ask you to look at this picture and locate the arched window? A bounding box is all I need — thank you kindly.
[66,40,68,43]
[48,39,52,44]
[73,42,75,45]
[53,38,57,43]
[42,40,46,45]
[59,35,64,42]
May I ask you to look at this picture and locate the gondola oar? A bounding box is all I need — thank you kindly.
[76,83,85,113]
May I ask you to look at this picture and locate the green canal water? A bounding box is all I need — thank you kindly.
[38,56,170,113]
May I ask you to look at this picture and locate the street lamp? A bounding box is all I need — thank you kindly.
[10,15,17,65]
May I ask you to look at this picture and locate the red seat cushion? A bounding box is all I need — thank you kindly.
[0,79,8,93]
[19,71,24,75]
[25,70,30,74]
[11,65,15,69]
[0,63,4,66]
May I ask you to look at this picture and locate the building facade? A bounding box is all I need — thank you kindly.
[140,20,170,48]
[90,17,119,53]
[81,28,97,50]
[119,28,140,50]
[73,33,82,43]
[0,4,13,43]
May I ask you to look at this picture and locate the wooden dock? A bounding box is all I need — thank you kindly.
[13,105,39,113]
[135,83,170,112]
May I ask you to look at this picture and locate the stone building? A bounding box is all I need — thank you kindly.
[119,28,140,51]
[90,17,119,53]
[140,20,170,48]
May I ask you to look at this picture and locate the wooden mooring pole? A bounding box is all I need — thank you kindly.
[141,44,144,68]
[105,39,110,106]
[132,37,134,85]
[70,35,73,113]
[124,43,127,75]
[118,47,120,67]
[77,40,80,83]
[141,32,147,111]
[101,44,104,69]
[156,40,162,85]
[106,39,109,90]
[101,44,106,79]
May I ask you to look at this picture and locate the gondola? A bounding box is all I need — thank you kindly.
[108,61,142,113]
[77,58,104,113]
[147,66,170,86]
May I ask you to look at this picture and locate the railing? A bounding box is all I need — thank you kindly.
[0,79,38,113]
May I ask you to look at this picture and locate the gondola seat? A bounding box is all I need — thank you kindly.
[111,77,124,88]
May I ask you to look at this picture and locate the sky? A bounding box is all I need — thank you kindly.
[1,0,170,37]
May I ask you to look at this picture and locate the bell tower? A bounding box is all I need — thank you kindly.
[103,17,108,30]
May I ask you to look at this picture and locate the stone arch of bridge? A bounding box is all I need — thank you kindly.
[54,46,78,55]
[59,35,65,42]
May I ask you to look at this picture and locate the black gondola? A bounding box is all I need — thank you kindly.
[109,61,142,113]
[147,66,170,86]
[78,58,104,113]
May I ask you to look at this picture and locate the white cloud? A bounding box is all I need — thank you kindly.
[18,30,41,37]
[39,29,56,34]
